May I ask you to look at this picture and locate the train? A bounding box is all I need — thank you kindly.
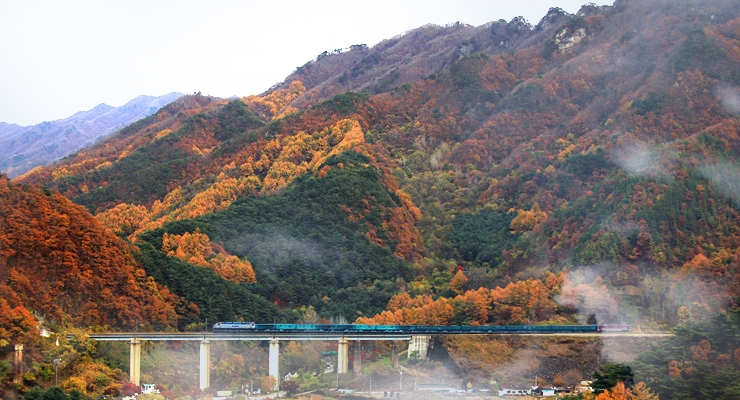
[212,322,632,334]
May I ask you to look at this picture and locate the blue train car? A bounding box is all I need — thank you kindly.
[213,322,628,334]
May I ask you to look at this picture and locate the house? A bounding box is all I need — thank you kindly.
[415,383,456,392]
[497,385,533,396]
[141,384,160,394]
[553,387,572,396]
[532,386,574,397]
[541,388,556,397]
[576,381,593,393]
[531,386,554,397]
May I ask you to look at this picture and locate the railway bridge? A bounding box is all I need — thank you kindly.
[70,325,634,390]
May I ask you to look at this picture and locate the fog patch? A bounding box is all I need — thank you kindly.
[554,266,656,364]
[226,229,359,285]
[554,265,619,325]
[715,85,740,115]
[700,162,740,206]
[229,230,324,270]
[493,347,542,382]
[670,260,732,318]
[140,342,200,392]
[611,139,663,177]
[602,219,640,235]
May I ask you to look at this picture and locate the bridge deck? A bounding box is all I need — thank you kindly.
[73,331,660,341]
[81,332,414,341]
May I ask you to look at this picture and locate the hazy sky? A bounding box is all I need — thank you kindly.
[0,0,606,126]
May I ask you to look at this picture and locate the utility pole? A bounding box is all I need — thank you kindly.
[53,358,61,386]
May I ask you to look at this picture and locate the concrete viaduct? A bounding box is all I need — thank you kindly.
[41,329,648,390]
[77,331,430,390]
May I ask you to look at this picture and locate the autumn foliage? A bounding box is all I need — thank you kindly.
[594,382,658,400]
[161,228,256,284]
[356,271,566,326]
[0,176,184,331]
[5,1,740,396]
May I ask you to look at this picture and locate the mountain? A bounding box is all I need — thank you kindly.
[260,4,601,112]
[6,0,740,396]
[16,0,740,322]
[0,92,183,178]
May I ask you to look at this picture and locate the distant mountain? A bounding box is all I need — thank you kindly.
[0,92,183,177]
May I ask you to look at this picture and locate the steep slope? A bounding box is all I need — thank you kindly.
[0,92,182,177]
[0,176,186,332]
[13,0,740,326]
[261,4,595,113]
[16,93,423,321]
[356,0,740,328]
[137,150,419,319]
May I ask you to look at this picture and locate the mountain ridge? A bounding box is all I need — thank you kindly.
[259,3,610,114]
[18,0,740,285]
[0,92,183,178]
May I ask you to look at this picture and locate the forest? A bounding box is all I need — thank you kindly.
[3,0,740,399]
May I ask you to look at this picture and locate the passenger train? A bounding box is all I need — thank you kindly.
[212,322,632,334]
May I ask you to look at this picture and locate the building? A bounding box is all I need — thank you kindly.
[141,384,160,394]
[497,385,533,396]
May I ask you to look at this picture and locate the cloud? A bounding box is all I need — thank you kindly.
[611,138,660,177]
[554,266,619,325]
[715,85,740,115]
[700,162,740,206]
[226,229,360,285]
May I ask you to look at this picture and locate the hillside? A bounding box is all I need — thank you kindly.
[136,150,420,320]
[15,0,740,324]
[0,176,186,338]
[5,0,740,396]
[0,92,182,178]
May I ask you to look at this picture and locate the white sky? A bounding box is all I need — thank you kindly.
[0,0,606,126]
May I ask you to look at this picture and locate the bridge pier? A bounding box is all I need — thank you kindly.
[200,339,211,390]
[353,341,362,373]
[269,339,279,389]
[129,339,141,386]
[13,344,23,385]
[337,337,349,374]
[391,341,399,369]
[408,335,431,359]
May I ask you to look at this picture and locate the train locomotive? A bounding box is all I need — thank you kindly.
[212,321,255,331]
